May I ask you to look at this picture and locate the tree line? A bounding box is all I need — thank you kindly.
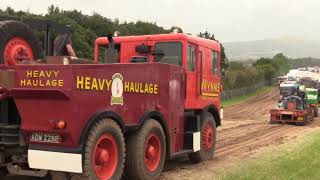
[289,57,320,69]
[222,55,320,90]
[223,53,290,90]
[1,6,229,62]
[2,6,318,91]
[0,6,175,58]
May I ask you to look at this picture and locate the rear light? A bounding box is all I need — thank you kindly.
[55,120,67,129]
[297,116,304,121]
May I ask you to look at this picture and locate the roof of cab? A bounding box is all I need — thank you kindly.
[98,33,221,51]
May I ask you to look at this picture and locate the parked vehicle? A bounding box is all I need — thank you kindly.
[0,20,226,179]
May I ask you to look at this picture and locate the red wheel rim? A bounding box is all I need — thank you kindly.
[144,133,161,172]
[3,37,34,65]
[93,134,118,180]
[203,122,214,151]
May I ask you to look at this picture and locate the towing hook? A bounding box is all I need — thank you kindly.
[0,87,9,100]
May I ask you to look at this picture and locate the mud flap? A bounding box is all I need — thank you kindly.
[220,107,224,119]
[193,132,201,152]
[28,150,83,173]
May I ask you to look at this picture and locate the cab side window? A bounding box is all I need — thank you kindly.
[154,42,182,65]
[188,45,196,71]
[212,51,219,75]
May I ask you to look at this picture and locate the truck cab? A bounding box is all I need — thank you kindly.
[94,33,224,113]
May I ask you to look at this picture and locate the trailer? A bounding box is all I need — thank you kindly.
[270,108,313,126]
[0,20,226,179]
[271,85,314,126]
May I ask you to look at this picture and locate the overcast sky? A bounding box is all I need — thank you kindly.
[1,0,319,42]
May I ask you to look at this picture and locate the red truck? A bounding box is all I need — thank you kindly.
[0,21,224,179]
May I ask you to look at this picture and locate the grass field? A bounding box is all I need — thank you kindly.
[221,86,273,107]
[220,130,320,180]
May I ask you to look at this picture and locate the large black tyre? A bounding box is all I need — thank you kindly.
[125,119,166,180]
[295,122,306,126]
[188,112,217,163]
[51,171,69,180]
[0,167,7,178]
[82,118,125,180]
[314,107,318,117]
[0,20,41,64]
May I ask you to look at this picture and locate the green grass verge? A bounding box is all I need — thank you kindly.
[220,130,320,180]
[221,86,273,107]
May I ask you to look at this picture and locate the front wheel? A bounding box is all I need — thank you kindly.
[188,112,217,163]
[125,119,166,180]
[82,118,125,180]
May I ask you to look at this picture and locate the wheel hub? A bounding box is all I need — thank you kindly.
[146,145,156,158]
[4,37,34,65]
[144,134,161,172]
[93,134,118,180]
[203,123,214,151]
[97,148,110,164]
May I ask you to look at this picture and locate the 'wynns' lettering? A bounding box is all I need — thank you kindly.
[201,79,220,97]
[201,79,220,92]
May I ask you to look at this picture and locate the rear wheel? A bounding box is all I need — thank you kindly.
[82,118,125,180]
[188,112,217,163]
[125,119,166,180]
[0,20,40,65]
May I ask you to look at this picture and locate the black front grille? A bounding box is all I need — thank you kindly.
[281,114,293,121]
[0,124,20,146]
[0,98,21,146]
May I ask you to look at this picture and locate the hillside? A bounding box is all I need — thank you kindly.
[223,37,320,61]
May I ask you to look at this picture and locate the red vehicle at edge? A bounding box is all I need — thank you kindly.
[0,21,224,180]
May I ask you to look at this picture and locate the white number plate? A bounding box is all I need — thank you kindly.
[30,133,61,143]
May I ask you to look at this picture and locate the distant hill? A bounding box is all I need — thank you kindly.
[223,37,320,61]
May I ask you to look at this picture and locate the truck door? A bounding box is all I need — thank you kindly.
[200,49,220,97]
[197,49,203,97]
[185,44,197,104]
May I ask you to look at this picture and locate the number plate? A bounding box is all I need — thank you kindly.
[30,133,61,143]
[283,111,293,115]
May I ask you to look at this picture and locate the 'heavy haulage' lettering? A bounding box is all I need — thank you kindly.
[20,70,64,87]
[124,81,158,94]
[76,76,158,94]
[20,79,64,87]
[26,70,59,78]
[76,76,112,91]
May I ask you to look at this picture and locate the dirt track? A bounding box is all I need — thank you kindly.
[161,87,320,180]
[7,87,320,180]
